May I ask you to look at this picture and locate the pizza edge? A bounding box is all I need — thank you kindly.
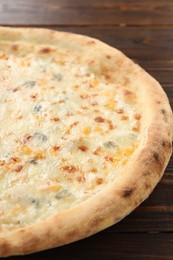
[0,27,172,256]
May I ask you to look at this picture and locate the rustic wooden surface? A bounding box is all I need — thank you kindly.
[0,1,173,259]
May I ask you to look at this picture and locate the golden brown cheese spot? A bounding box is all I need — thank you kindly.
[30,93,38,100]
[0,160,5,166]
[0,52,9,60]
[134,113,141,120]
[104,74,111,81]
[90,78,99,88]
[81,106,88,110]
[11,157,21,163]
[116,108,124,114]
[62,165,77,173]
[105,99,117,110]
[39,47,52,54]
[91,101,98,106]
[50,146,61,156]
[132,120,140,132]
[78,145,88,152]
[104,156,113,162]
[65,112,74,117]
[91,168,97,173]
[52,146,60,151]
[12,87,20,92]
[76,176,86,183]
[34,150,46,160]
[95,117,105,123]
[73,85,79,90]
[14,165,23,173]
[107,119,115,130]
[23,134,33,144]
[83,126,91,135]
[123,90,136,104]
[96,178,104,185]
[93,147,102,156]
[51,117,60,122]
[21,146,32,156]
[11,44,19,51]
[80,93,88,99]
[121,115,129,121]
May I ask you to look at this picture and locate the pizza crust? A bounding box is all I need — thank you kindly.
[0,27,172,256]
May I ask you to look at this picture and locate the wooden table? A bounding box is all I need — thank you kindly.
[0,1,173,259]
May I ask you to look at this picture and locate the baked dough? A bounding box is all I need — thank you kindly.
[0,27,172,256]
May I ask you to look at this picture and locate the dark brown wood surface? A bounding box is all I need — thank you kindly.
[0,1,173,259]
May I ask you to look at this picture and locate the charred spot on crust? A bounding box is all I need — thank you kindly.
[87,40,96,45]
[145,183,151,189]
[162,140,166,147]
[162,140,172,149]
[122,188,133,197]
[153,152,163,169]
[161,109,166,115]
[153,152,159,162]
[161,109,168,122]
[106,55,111,59]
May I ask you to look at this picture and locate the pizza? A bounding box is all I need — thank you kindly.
[0,27,172,256]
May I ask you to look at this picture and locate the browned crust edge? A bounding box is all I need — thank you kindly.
[0,27,172,256]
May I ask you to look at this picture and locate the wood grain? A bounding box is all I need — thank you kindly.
[0,0,173,26]
[9,233,173,260]
[49,27,173,61]
[51,27,173,85]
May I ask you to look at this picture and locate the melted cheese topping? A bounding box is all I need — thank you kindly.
[0,49,141,231]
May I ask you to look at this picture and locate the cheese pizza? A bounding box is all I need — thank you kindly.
[0,27,172,256]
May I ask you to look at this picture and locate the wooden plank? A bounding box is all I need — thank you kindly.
[0,0,173,26]
[10,233,173,260]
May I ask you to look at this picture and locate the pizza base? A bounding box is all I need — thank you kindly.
[0,27,172,256]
